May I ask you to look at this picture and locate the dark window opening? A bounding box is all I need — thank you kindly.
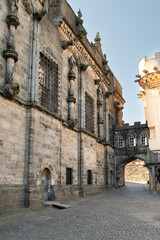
[87,170,92,185]
[66,168,72,185]
[39,52,59,112]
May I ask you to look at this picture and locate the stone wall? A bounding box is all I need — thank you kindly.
[0,0,125,209]
[125,160,149,182]
[0,97,26,210]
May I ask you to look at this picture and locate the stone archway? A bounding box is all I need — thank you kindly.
[41,168,51,201]
[116,156,148,188]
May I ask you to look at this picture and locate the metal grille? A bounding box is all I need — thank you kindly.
[108,114,115,144]
[85,93,94,133]
[39,53,59,112]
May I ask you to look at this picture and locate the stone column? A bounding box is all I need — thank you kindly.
[1,1,20,99]
[67,56,77,128]
[151,165,157,194]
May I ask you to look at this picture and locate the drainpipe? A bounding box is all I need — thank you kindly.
[78,65,83,196]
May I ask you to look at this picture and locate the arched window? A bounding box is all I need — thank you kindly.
[141,132,148,146]
[128,133,136,147]
[118,135,124,148]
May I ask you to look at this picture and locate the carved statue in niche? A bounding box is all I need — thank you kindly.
[69,55,76,72]
[97,85,103,101]
[9,0,19,15]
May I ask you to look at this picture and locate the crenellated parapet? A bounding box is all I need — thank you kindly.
[137,52,160,90]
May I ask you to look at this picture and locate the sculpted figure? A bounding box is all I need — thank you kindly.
[94,32,101,43]
[9,0,19,15]
[77,9,82,19]
[97,85,103,101]
[69,55,76,72]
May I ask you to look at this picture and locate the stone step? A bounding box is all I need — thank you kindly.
[45,201,71,209]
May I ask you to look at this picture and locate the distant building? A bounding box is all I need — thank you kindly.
[137,52,160,192]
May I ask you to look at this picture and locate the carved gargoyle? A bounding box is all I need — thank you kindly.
[67,119,78,128]
[0,83,20,99]
[33,6,46,21]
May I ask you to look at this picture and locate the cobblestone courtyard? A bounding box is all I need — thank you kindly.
[1,182,160,240]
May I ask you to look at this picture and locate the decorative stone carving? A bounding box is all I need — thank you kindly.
[67,56,77,126]
[76,9,86,38]
[6,14,20,28]
[61,40,73,50]
[69,55,76,72]
[94,32,101,43]
[77,9,82,21]
[60,21,110,87]
[9,0,19,15]
[94,79,101,85]
[80,63,89,72]
[1,0,20,100]
[103,54,108,65]
[33,7,46,22]
[23,0,32,15]
[97,85,103,102]
[3,49,18,62]
[0,83,20,99]
[94,32,103,55]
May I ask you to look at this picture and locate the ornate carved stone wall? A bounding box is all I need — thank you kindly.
[0,0,125,209]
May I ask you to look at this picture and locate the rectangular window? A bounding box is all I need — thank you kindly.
[66,168,72,185]
[85,93,94,133]
[87,170,92,185]
[39,52,58,112]
[108,114,115,144]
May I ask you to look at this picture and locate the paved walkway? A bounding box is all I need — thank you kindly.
[0,182,160,240]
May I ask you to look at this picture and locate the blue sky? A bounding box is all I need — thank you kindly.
[67,0,160,125]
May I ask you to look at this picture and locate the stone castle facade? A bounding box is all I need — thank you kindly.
[0,0,125,209]
[1,0,160,210]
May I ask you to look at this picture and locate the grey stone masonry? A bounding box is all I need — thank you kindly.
[0,0,125,209]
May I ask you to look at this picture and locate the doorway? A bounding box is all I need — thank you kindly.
[41,168,51,201]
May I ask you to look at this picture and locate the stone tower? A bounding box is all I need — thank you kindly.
[138,52,160,151]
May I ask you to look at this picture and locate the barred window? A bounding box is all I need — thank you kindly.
[108,114,115,144]
[128,133,136,147]
[85,93,94,133]
[39,53,58,112]
[141,132,148,146]
[118,135,124,148]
